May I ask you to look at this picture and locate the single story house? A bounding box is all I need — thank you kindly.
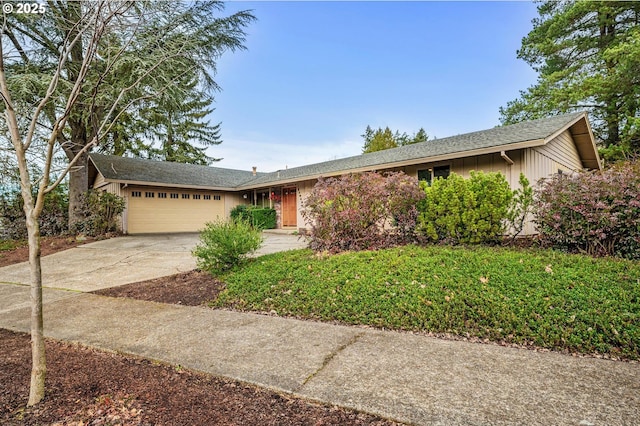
[88,111,602,234]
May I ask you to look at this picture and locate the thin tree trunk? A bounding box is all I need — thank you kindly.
[25,210,46,406]
[66,148,89,231]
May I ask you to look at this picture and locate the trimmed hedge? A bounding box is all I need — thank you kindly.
[230,205,276,230]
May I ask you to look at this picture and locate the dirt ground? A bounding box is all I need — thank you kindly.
[94,270,223,306]
[1,242,401,425]
[0,330,400,425]
[0,236,100,268]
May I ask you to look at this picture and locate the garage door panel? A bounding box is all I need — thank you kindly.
[128,191,225,233]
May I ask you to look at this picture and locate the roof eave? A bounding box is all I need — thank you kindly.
[235,138,548,189]
[543,112,602,170]
[99,178,236,192]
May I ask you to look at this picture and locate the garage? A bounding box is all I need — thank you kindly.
[127,188,225,234]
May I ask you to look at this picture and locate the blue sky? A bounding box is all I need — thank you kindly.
[211,1,539,172]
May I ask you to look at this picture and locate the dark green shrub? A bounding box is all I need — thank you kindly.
[230,204,251,222]
[72,190,125,236]
[534,161,640,259]
[417,171,513,244]
[0,185,69,240]
[193,219,263,274]
[250,208,276,229]
[230,205,276,230]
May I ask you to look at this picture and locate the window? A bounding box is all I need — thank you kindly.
[434,165,450,180]
[170,193,179,199]
[158,192,167,199]
[182,194,190,199]
[145,192,154,198]
[131,191,142,197]
[418,165,450,186]
[213,195,221,201]
[193,194,201,200]
[203,194,211,200]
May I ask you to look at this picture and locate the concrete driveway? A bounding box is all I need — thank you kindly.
[0,232,308,292]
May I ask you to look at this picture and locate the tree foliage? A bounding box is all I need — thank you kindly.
[500,1,640,156]
[0,0,254,405]
[2,1,255,225]
[361,126,429,153]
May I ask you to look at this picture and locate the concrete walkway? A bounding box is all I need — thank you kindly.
[1,235,638,425]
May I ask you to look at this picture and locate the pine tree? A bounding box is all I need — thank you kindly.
[500,1,640,154]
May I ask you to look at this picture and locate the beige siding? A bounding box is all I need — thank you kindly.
[532,130,583,172]
[296,179,316,231]
[126,187,226,234]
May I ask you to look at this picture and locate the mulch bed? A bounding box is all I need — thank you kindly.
[0,329,399,425]
[0,236,101,268]
[93,270,223,306]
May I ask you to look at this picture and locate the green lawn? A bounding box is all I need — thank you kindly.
[215,245,640,359]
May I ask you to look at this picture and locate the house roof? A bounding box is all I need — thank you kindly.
[90,112,600,191]
[241,111,600,188]
[89,154,262,190]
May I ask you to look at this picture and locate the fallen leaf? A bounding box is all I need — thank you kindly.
[479,276,489,284]
[545,264,553,274]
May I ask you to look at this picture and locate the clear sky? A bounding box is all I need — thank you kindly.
[211,1,540,172]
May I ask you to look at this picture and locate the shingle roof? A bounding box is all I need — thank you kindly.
[89,154,261,189]
[91,112,589,190]
[244,112,587,187]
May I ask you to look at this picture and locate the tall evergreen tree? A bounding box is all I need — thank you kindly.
[500,1,640,154]
[2,1,255,226]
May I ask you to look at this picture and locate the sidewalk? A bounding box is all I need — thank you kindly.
[1,283,638,425]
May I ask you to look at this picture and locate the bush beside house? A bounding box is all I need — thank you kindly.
[230,205,277,230]
[302,172,425,253]
[193,219,263,275]
[535,161,640,259]
[416,171,513,244]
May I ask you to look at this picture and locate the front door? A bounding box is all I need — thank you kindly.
[281,187,297,227]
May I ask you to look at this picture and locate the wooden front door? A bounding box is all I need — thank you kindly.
[281,187,297,227]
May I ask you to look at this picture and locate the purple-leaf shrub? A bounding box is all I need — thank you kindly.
[302,172,425,253]
[534,161,640,259]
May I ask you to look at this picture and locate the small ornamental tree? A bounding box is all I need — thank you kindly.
[534,162,640,259]
[302,172,425,252]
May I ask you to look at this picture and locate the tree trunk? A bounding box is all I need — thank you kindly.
[25,210,46,406]
[67,149,89,231]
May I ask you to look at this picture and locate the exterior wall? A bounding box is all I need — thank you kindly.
[92,175,125,231]
[92,129,587,235]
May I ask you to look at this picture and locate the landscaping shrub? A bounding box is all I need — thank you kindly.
[417,171,512,244]
[506,173,534,241]
[534,161,640,259]
[230,205,276,229]
[0,185,69,240]
[72,190,125,236]
[250,208,276,230]
[302,172,425,252]
[193,219,263,274]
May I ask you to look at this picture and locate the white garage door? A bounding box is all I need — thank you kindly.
[127,189,225,234]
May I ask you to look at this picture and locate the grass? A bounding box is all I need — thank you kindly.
[215,245,640,360]
[0,239,24,251]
